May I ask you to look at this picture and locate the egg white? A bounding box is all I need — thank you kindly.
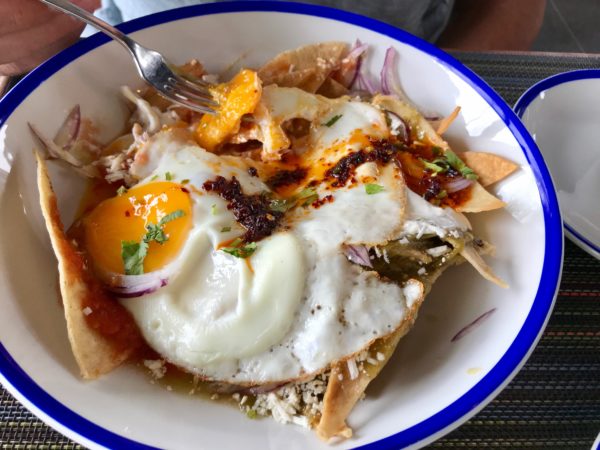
[118,97,450,384]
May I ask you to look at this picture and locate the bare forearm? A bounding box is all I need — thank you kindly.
[0,0,100,76]
[438,0,547,51]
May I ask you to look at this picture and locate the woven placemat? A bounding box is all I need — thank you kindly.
[2,51,600,450]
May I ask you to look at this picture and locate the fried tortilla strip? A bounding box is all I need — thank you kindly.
[459,151,518,187]
[435,106,461,135]
[258,42,348,93]
[317,279,425,441]
[372,95,505,213]
[460,243,508,288]
[36,153,143,379]
[317,77,349,98]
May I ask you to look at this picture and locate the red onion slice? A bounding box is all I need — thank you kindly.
[345,244,373,268]
[104,262,178,298]
[443,177,474,193]
[337,40,369,88]
[384,110,410,144]
[451,308,497,342]
[53,105,81,150]
[380,47,405,98]
[106,273,170,298]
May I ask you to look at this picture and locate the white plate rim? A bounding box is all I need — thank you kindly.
[514,68,600,259]
[0,1,564,449]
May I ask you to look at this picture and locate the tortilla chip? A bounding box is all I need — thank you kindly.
[36,153,143,379]
[457,182,506,213]
[317,279,424,441]
[317,77,349,98]
[460,243,508,288]
[258,42,348,93]
[436,106,461,135]
[459,151,518,187]
[373,95,506,213]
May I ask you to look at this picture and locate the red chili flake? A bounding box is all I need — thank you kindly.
[312,194,334,208]
[202,176,283,243]
[266,168,308,190]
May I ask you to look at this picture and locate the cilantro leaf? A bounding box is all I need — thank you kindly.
[365,184,385,195]
[117,186,128,196]
[221,241,257,259]
[144,223,167,244]
[159,209,185,226]
[165,172,173,181]
[269,198,290,213]
[120,209,185,275]
[121,240,148,275]
[296,188,318,206]
[211,204,217,215]
[221,226,231,233]
[420,159,446,173]
[323,114,342,127]
[444,149,478,181]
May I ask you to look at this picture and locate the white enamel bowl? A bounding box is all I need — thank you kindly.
[515,70,600,260]
[0,2,562,449]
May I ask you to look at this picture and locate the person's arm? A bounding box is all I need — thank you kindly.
[437,0,546,51]
[0,0,100,76]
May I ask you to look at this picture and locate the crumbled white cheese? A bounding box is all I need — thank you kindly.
[143,359,166,379]
[382,248,390,264]
[337,373,344,381]
[376,352,385,361]
[347,358,359,380]
[240,373,329,427]
[366,357,378,366]
[426,245,450,258]
[82,307,93,316]
[417,267,427,276]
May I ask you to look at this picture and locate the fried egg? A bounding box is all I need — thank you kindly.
[81,97,424,384]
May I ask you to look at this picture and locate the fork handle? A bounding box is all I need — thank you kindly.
[39,0,137,53]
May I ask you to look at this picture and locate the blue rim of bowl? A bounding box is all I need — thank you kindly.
[514,69,600,256]
[0,1,562,449]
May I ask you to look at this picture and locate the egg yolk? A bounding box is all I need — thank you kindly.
[83,182,193,275]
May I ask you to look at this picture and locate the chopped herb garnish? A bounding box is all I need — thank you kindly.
[181,179,190,185]
[211,204,217,215]
[221,226,231,233]
[296,188,319,206]
[420,159,446,173]
[365,183,385,195]
[116,186,128,196]
[150,174,159,181]
[445,149,478,180]
[268,188,318,213]
[269,198,289,213]
[246,410,257,419]
[323,114,342,127]
[221,241,257,259]
[120,209,186,275]
[431,146,442,156]
[159,209,185,226]
[144,223,168,244]
[121,240,148,275]
[436,189,448,199]
[165,172,173,181]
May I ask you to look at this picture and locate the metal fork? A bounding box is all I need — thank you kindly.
[39,0,217,114]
